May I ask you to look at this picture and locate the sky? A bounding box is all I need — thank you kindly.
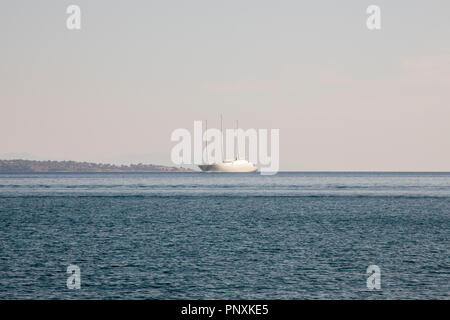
[1,0,449,171]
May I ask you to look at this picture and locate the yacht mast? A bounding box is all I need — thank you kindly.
[235,120,239,160]
[205,119,208,164]
[220,114,224,162]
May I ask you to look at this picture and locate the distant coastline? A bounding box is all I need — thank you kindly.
[0,159,194,173]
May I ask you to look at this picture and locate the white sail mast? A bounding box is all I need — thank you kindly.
[205,119,208,164]
[235,120,239,160]
[220,114,224,162]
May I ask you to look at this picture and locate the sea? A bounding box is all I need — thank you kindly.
[0,172,448,299]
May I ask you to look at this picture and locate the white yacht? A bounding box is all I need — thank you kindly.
[198,116,258,173]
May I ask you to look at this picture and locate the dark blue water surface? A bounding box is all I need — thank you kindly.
[0,172,449,299]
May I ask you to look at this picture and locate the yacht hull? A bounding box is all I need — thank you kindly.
[199,162,257,173]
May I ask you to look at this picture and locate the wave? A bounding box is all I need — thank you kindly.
[1,193,449,199]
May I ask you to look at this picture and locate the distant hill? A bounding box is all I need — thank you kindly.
[0,159,194,173]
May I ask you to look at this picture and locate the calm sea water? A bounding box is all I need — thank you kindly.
[0,172,449,299]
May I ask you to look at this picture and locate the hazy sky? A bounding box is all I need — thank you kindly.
[1,0,449,170]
